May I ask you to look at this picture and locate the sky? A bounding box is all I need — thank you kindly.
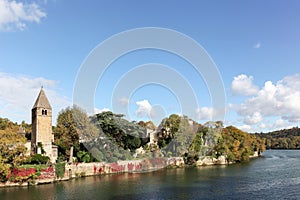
[0,0,300,132]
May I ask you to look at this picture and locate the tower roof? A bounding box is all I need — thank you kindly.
[32,87,52,109]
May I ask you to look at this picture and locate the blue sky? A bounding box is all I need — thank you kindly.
[0,0,300,132]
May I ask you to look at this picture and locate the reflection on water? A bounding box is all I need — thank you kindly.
[0,150,299,200]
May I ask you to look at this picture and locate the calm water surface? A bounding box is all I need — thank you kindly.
[1,150,299,200]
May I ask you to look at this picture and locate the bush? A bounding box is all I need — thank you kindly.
[76,151,91,163]
[0,162,10,182]
[55,162,65,178]
[26,154,50,164]
[8,168,37,182]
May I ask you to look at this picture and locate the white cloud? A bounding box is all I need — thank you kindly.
[243,111,263,125]
[253,42,261,49]
[0,0,46,31]
[118,97,129,106]
[94,107,110,114]
[135,99,152,118]
[238,124,252,132]
[195,107,216,120]
[233,74,300,124]
[0,72,70,123]
[231,74,259,96]
[259,123,266,129]
[257,119,293,132]
[238,120,293,133]
[273,119,288,129]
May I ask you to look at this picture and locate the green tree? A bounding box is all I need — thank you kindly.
[55,162,65,179]
[26,154,50,164]
[0,157,10,182]
[255,127,300,149]
[54,106,99,161]
[0,120,27,182]
[156,114,182,149]
[77,151,91,163]
[92,111,146,150]
[0,130,27,168]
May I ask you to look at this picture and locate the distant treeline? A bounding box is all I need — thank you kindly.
[255,127,300,149]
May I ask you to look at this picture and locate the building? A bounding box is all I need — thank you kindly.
[31,87,58,163]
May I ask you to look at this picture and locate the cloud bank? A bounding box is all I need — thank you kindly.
[0,0,46,31]
[231,74,259,96]
[231,74,300,131]
[0,72,70,123]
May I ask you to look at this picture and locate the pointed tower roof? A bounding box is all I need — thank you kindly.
[32,87,52,109]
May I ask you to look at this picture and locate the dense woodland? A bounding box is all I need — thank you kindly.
[256,127,300,149]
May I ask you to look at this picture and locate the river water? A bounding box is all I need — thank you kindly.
[1,150,299,200]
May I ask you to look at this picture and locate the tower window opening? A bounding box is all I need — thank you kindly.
[42,109,47,116]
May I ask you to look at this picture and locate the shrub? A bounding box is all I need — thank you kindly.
[76,151,91,163]
[8,168,37,182]
[29,154,50,164]
[55,162,65,178]
[0,162,10,182]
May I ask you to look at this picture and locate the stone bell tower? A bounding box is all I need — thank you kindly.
[31,87,57,162]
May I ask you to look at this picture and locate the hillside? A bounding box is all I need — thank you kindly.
[255,127,300,149]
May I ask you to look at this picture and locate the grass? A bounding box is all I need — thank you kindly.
[17,164,48,171]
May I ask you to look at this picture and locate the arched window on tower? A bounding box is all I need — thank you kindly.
[42,109,47,116]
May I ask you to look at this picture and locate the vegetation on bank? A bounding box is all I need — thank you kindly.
[214,126,265,162]
[256,127,300,149]
[0,118,28,182]
[0,108,266,183]
[154,116,265,165]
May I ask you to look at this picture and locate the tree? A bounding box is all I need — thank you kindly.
[92,111,146,150]
[26,154,50,164]
[156,114,182,149]
[0,119,27,182]
[76,151,91,163]
[54,106,99,161]
[214,126,265,163]
[157,115,201,158]
[54,107,79,160]
[77,111,150,162]
[0,130,27,168]
[55,162,65,179]
[255,127,300,149]
[0,157,10,182]
[138,121,156,130]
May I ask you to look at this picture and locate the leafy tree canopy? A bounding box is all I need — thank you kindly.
[256,127,300,149]
[53,106,99,161]
[0,118,28,182]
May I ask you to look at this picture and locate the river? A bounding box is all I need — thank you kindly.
[0,150,299,200]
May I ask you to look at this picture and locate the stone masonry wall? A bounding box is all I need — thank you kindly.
[65,157,185,178]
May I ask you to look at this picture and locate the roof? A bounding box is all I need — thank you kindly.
[32,87,52,109]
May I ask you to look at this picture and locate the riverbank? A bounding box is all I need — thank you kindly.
[0,153,259,188]
[1,150,298,200]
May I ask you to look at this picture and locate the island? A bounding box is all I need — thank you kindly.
[0,88,266,187]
